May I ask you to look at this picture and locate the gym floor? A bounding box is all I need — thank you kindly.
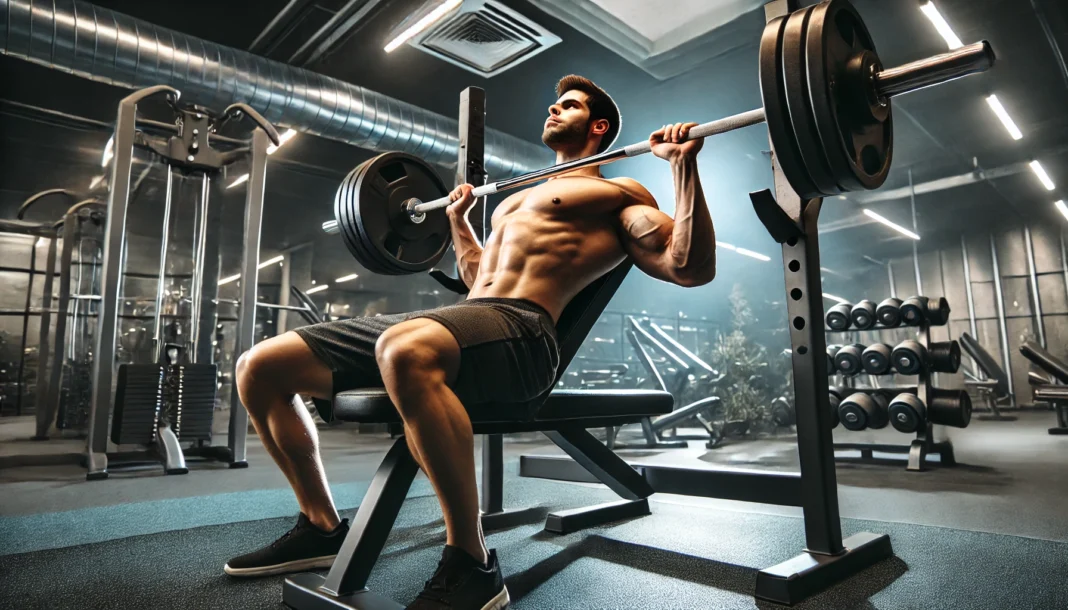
[1,412,1066,608]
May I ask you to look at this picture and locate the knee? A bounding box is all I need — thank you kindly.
[375,328,446,388]
[235,344,283,399]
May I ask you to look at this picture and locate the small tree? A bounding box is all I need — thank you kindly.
[711,284,774,427]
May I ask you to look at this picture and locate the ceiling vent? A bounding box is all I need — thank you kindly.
[408,0,561,77]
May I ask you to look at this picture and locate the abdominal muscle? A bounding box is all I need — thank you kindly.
[466,206,627,323]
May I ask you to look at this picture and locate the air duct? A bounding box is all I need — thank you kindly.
[0,0,552,178]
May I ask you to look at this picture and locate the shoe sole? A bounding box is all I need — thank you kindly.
[223,554,337,577]
[483,586,511,610]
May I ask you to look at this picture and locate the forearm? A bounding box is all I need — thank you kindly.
[668,155,715,276]
[448,210,483,287]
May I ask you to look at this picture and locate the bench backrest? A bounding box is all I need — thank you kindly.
[1020,340,1068,384]
[552,262,633,381]
[960,332,1009,396]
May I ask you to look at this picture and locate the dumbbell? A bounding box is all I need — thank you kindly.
[876,298,902,327]
[827,344,842,375]
[888,393,926,433]
[891,340,927,375]
[833,344,865,376]
[891,340,960,374]
[928,388,972,428]
[838,392,890,431]
[828,386,848,429]
[861,343,893,375]
[771,396,795,427]
[900,296,928,326]
[928,341,961,373]
[926,297,951,326]
[850,300,877,330]
[900,296,952,326]
[826,302,853,330]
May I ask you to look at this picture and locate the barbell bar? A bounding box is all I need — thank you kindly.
[322,40,994,236]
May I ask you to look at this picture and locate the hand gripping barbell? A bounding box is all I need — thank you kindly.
[322,0,994,276]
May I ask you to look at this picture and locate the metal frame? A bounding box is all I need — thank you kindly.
[989,232,1016,407]
[1024,225,1046,348]
[909,169,923,295]
[83,86,270,479]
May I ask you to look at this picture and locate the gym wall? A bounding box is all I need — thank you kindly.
[844,222,1067,406]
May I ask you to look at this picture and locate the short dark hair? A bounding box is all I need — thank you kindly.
[555,75,621,153]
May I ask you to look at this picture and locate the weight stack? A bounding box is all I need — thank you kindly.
[162,364,218,441]
[112,364,165,445]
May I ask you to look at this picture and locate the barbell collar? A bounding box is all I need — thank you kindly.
[873,41,994,99]
[323,220,340,234]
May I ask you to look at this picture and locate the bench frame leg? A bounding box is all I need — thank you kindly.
[283,437,417,610]
[479,433,544,530]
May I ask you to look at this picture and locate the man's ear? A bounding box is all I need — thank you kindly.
[590,118,610,136]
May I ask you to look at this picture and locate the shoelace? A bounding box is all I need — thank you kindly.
[417,560,458,602]
[269,524,301,548]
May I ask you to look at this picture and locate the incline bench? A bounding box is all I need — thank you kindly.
[1019,341,1068,435]
[282,262,676,609]
[959,333,1015,421]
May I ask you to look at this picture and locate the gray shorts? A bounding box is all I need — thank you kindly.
[293,298,560,417]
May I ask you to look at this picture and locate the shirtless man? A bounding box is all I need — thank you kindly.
[224,75,716,610]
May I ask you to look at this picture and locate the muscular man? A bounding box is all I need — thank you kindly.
[224,75,716,610]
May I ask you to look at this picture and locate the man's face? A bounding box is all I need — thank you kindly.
[542,90,593,149]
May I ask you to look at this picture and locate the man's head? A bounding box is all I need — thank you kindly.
[542,75,621,155]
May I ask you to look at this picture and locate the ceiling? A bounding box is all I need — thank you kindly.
[1,0,1067,301]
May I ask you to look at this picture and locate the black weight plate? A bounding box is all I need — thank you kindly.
[355,154,450,275]
[348,159,405,275]
[334,161,376,271]
[781,6,840,197]
[805,0,892,192]
[759,14,820,199]
[352,152,452,275]
[347,158,417,276]
[334,160,394,275]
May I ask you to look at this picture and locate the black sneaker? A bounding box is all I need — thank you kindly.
[405,546,509,610]
[224,513,349,577]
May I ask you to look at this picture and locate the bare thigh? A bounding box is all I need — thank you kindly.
[239,331,334,400]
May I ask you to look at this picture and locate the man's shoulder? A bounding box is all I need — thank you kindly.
[607,176,644,189]
[607,177,656,208]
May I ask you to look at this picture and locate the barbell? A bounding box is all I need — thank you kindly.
[321,0,995,276]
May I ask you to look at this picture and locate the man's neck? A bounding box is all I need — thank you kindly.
[553,148,602,179]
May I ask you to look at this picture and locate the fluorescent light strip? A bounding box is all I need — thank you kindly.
[335,273,360,283]
[258,255,284,269]
[384,0,462,52]
[716,241,769,261]
[920,2,963,49]
[735,247,771,262]
[985,95,1022,140]
[1030,160,1056,191]
[219,274,241,285]
[1055,200,1068,223]
[863,209,921,240]
[266,129,297,155]
[306,284,329,294]
[228,174,250,189]
[822,293,849,304]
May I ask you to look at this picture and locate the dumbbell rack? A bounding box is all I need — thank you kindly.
[829,320,956,472]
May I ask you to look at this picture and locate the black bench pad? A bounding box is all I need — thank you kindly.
[333,388,674,432]
[1020,341,1068,384]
